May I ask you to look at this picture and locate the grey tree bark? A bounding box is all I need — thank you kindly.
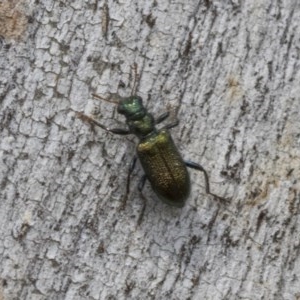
[1,0,300,299]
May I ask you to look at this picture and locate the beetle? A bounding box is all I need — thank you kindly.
[77,93,227,208]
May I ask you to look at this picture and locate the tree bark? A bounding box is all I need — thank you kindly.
[1,0,300,299]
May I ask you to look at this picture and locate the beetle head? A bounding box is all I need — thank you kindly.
[117,96,146,120]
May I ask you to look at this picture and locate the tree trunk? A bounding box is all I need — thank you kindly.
[1,0,300,299]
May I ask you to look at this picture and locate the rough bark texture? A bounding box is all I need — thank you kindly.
[1,0,300,299]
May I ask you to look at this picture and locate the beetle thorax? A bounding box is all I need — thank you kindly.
[127,113,155,138]
[117,96,156,138]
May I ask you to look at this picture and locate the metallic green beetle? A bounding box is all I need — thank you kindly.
[78,95,225,207]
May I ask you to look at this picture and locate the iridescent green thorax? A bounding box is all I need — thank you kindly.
[118,96,155,139]
[127,113,155,138]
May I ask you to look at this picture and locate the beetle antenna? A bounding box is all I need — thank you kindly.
[131,63,139,96]
[92,93,119,104]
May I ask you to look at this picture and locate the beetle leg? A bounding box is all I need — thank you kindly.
[138,174,147,192]
[76,112,131,135]
[126,156,138,195]
[155,112,170,124]
[185,160,227,202]
[119,156,138,210]
[155,111,179,129]
[137,174,147,225]
[108,128,131,135]
[162,119,179,130]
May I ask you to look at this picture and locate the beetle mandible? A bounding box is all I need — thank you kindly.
[77,92,227,207]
